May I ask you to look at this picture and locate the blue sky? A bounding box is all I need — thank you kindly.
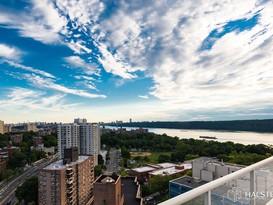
[1,0,273,123]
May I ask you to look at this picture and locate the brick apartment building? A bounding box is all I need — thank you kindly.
[0,155,7,173]
[94,174,142,205]
[39,147,94,205]
[33,136,43,146]
[10,134,23,143]
[1,144,20,158]
[94,174,124,205]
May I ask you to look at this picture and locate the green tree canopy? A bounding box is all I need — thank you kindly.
[8,151,27,169]
[15,176,38,205]
[158,154,171,163]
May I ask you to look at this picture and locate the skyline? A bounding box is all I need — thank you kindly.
[1,0,273,123]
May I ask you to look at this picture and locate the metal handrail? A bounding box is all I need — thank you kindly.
[158,156,273,205]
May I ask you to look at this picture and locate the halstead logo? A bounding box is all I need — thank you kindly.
[227,187,242,202]
[227,187,273,202]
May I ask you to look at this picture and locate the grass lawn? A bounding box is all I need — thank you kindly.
[149,152,172,162]
[130,151,172,162]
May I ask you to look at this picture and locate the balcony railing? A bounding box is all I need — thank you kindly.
[159,156,273,205]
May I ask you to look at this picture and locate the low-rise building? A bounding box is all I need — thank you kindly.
[122,177,143,205]
[130,166,156,182]
[130,162,191,182]
[191,157,243,182]
[10,134,23,143]
[168,157,252,203]
[0,155,7,173]
[1,144,20,158]
[33,136,43,146]
[94,174,124,205]
[93,174,142,205]
[149,163,192,178]
[31,144,55,155]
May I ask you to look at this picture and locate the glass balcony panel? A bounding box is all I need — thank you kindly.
[183,193,206,205]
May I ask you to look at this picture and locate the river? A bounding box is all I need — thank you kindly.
[106,126,273,145]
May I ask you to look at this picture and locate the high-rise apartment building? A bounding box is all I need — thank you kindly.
[4,125,12,133]
[39,148,94,205]
[58,124,80,159]
[24,123,38,132]
[0,120,4,134]
[74,118,87,124]
[58,119,101,165]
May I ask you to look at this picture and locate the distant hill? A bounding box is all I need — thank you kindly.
[104,119,273,133]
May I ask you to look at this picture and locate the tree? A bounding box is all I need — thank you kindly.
[149,175,172,194]
[121,147,131,159]
[158,154,171,163]
[98,154,104,165]
[15,176,38,205]
[143,156,150,162]
[94,165,102,177]
[43,135,57,147]
[8,151,27,169]
[171,151,186,162]
[2,169,15,181]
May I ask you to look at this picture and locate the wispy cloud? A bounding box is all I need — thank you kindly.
[0,44,22,60]
[66,40,92,54]
[0,87,88,122]
[64,56,99,75]
[23,73,106,99]
[2,60,55,78]
[96,43,139,79]
[2,0,273,121]
[89,0,273,114]
[138,95,149,99]
[0,87,75,111]
[0,4,65,44]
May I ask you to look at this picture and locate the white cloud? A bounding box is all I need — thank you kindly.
[23,73,106,99]
[0,87,88,123]
[64,56,98,75]
[0,6,64,44]
[0,44,21,60]
[74,75,95,81]
[86,0,273,115]
[0,87,75,111]
[31,0,68,34]
[138,95,149,99]
[97,43,138,79]
[2,0,273,120]
[2,60,56,78]
[56,0,104,26]
[66,40,92,54]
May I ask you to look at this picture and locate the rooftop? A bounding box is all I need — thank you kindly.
[157,162,177,168]
[95,174,120,183]
[171,176,207,188]
[122,177,142,205]
[151,163,192,176]
[43,155,90,170]
[131,166,155,173]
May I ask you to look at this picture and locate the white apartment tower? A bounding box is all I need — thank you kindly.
[58,119,101,165]
[57,124,80,159]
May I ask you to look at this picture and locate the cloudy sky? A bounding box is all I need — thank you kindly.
[1,0,273,123]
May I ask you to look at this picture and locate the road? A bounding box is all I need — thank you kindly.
[0,156,58,205]
[105,148,121,174]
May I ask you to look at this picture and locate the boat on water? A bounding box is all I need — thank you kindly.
[199,136,217,139]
